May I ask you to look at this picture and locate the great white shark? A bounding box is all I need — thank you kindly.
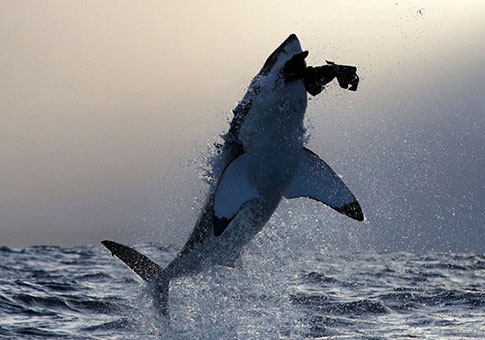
[102,34,363,318]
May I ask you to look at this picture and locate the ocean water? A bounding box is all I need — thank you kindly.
[1,236,484,339]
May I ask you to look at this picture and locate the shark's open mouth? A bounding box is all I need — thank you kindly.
[283,51,309,82]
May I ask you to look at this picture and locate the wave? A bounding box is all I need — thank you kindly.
[0,244,483,339]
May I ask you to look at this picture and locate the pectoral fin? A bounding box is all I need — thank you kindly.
[213,153,260,236]
[284,148,364,221]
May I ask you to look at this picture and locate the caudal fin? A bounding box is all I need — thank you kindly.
[101,240,170,318]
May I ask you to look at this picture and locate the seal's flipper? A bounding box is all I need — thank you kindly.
[213,153,260,236]
[333,63,359,91]
[101,240,170,318]
[284,148,364,221]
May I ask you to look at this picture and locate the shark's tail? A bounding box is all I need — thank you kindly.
[101,240,170,318]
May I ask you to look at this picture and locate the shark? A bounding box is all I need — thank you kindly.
[102,33,363,318]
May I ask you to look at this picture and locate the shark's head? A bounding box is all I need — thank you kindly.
[259,34,308,80]
[226,34,359,144]
[227,34,308,143]
[258,34,308,83]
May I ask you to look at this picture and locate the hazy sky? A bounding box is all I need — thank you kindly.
[1,1,484,251]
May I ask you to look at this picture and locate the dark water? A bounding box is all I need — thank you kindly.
[1,242,483,339]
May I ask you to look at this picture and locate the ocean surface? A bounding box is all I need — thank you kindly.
[1,238,484,339]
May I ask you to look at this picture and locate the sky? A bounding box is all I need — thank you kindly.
[1,1,484,252]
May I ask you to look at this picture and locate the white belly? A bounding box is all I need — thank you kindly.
[238,80,307,195]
